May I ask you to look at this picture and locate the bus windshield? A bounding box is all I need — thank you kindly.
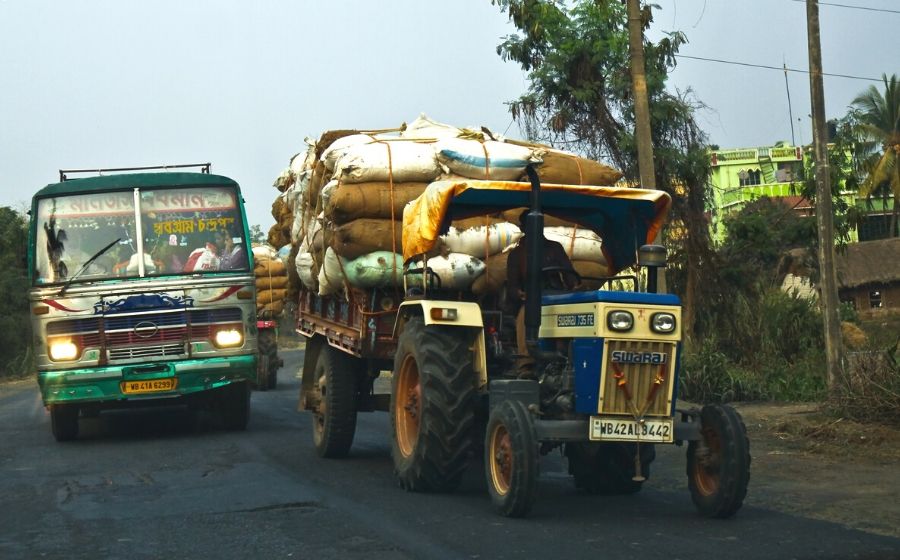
[34,185,249,285]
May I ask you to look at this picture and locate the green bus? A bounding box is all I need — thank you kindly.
[28,165,257,441]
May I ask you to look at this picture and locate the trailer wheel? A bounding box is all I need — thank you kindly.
[312,345,359,458]
[391,317,476,492]
[257,329,279,391]
[566,442,655,495]
[687,404,751,518]
[485,400,538,517]
[220,381,251,431]
[50,403,79,442]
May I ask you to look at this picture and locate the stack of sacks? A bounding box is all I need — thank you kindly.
[253,245,289,318]
[273,114,621,300]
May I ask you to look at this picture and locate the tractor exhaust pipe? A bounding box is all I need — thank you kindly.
[524,165,545,359]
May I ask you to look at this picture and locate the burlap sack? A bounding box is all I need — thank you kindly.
[257,288,287,305]
[255,259,287,276]
[257,300,285,318]
[267,224,289,249]
[573,259,611,290]
[255,275,289,290]
[331,219,403,260]
[531,150,623,186]
[326,182,428,224]
[470,252,510,296]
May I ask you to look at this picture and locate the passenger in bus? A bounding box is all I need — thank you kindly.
[217,229,246,271]
[183,235,220,272]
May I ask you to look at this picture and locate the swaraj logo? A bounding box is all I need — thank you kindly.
[94,294,195,314]
[557,313,595,328]
[611,350,668,365]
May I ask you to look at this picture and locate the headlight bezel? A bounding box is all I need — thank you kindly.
[650,312,677,334]
[607,310,634,332]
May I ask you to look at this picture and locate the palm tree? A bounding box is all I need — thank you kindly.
[851,73,900,238]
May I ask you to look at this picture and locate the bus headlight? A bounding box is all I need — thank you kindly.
[49,338,80,361]
[651,312,677,333]
[607,310,634,332]
[213,328,244,348]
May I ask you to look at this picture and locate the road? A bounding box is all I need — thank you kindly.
[1,349,898,560]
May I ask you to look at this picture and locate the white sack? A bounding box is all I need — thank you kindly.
[321,134,380,171]
[317,247,344,296]
[401,114,461,140]
[436,138,540,181]
[543,226,604,262]
[408,253,486,290]
[296,251,319,291]
[343,251,403,288]
[441,222,522,257]
[334,141,441,184]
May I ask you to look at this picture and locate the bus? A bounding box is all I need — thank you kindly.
[28,164,257,441]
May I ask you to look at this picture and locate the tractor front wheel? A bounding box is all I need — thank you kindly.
[485,399,538,517]
[687,404,751,518]
[257,329,279,391]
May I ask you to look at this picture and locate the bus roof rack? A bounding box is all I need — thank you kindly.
[58,163,211,182]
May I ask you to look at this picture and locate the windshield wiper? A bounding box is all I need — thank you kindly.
[58,238,122,297]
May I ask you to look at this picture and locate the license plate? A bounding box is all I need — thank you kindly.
[121,378,178,394]
[589,417,673,443]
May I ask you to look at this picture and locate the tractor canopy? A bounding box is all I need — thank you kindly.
[402,179,671,274]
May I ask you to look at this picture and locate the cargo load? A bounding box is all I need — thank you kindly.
[269,115,622,301]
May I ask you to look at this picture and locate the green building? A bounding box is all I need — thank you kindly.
[708,142,896,243]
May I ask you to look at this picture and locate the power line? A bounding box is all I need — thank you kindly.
[674,54,882,82]
[788,0,900,16]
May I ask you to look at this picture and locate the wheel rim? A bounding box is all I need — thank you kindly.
[395,354,422,458]
[692,427,722,496]
[313,373,327,441]
[489,423,513,496]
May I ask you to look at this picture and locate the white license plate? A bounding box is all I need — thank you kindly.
[589,417,673,443]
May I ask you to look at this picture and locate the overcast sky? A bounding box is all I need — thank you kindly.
[1,0,896,229]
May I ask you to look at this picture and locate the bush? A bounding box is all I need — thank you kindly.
[830,348,900,425]
[679,341,768,403]
[0,207,31,378]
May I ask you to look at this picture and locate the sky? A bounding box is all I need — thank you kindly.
[1,0,896,230]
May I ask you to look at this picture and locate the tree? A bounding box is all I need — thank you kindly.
[852,73,900,238]
[0,207,31,377]
[249,224,267,245]
[492,0,714,346]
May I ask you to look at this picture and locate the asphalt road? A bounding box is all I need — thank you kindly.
[2,349,898,560]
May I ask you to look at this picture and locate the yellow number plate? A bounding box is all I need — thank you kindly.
[121,378,178,394]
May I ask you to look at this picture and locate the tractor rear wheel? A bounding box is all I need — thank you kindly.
[485,399,538,517]
[311,345,361,458]
[687,404,751,518]
[566,441,655,495]
[391,317,476,492]
[50,403,79,442]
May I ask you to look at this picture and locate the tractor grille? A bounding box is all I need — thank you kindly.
[599,340,676,418]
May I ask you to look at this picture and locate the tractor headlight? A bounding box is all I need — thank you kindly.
[607,310,634,332]
[213,327,244,348]
[48,338,80,361]
[651,312,677,333]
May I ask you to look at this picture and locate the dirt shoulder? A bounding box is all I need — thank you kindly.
[732,401,900,538]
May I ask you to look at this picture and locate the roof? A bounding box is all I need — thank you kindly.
[33,172,239,199]
[402,179,671,273]
[835,237,900,289]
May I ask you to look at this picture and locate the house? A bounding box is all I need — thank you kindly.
[835,237,900,312]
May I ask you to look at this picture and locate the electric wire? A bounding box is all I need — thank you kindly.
[788,0,900,16]
[674,54,882,82]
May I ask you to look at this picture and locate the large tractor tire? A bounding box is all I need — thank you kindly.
[566,441,656,495]
[50,403,79,442]
[257,329,279,391]
[391,317,477,492]
[312,345,361,458]
[485,399,539,518]
[219,381,251,431]
[687,404,751,518]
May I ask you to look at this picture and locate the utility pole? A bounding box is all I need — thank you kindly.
[806,0,843,390]
[626,0,656,190]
